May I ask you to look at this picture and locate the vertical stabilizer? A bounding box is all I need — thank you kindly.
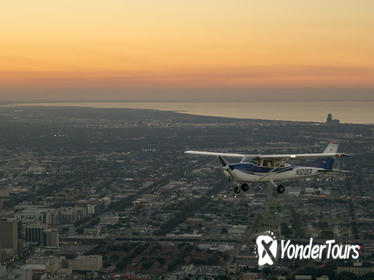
[323,143,339,154]
[311,143,339,170]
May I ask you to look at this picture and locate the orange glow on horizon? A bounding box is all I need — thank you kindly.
[1,0,373,99]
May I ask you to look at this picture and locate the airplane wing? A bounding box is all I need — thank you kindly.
[184,151,350,159]
[254,153,350,159]
[184,151,246,158]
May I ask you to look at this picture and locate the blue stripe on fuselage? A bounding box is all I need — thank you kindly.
[229,163,294,174]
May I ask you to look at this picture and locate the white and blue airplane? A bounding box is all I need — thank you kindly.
[185,143,350,194]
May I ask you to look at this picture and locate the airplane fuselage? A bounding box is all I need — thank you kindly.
[185,142,348,194]
[225,162,324,183]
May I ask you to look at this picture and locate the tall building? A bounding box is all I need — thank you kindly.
[0,218,18,259]
[24,224,46,244]
[326,113,340,125]
[43,230,59,247]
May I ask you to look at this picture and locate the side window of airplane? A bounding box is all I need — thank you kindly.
[261,160,287,168]
[262,160,274,168]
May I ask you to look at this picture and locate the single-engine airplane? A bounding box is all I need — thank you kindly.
[185,143,350,194]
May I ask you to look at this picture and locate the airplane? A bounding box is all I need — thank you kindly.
[185,143,350,194]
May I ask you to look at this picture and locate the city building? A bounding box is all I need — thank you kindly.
[337,265,374,276]
[326,114,340,125]
[43,230,59,247]
[71,255,103,271]
[24,224,46,244]
[0,218,18,259]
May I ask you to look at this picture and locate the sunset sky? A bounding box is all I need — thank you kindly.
[1,0,373,101]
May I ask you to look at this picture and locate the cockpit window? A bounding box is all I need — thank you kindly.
[262,160,274,168]
[259,160,287,168]
[277,162,287,168]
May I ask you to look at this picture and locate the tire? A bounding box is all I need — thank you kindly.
[241,184,249,192]
[277,185,285,194]
[234,186,241,194]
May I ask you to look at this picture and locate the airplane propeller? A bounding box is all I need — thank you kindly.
[218,156,234,170]
[218,156,227,167]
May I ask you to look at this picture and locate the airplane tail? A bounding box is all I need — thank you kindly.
[313,157,335,170]
[311,143,338,170]
[323,143,339,154]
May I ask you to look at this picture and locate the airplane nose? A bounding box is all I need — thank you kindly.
[223,165,234,171]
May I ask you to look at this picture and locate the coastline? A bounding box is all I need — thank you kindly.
[2,101,374,125]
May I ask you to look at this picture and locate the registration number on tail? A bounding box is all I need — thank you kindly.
[296,168,312,176]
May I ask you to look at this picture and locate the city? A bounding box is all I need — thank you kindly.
[0,106,373,279]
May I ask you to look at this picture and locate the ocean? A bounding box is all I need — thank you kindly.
[8,101,374,124]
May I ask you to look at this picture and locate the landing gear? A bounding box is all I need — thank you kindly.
[233,183,249,195]
[277,185,285,194]
[241,183,249,192]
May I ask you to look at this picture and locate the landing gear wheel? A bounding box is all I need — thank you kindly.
[277,185,285,194]
[234,186,241,194]
[241,184,249,192]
